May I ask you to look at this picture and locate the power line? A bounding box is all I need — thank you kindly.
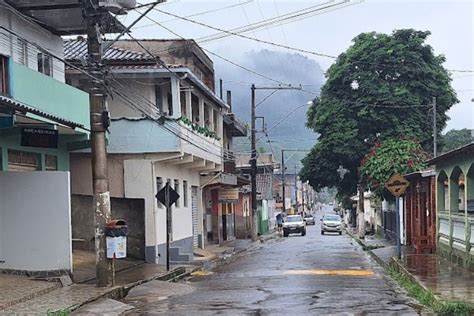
[133,11,319,95]
[152,7,339,59]
[134,0,254,28]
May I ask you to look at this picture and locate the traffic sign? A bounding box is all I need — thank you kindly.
[155,183,180,207]
[385,173,410,197]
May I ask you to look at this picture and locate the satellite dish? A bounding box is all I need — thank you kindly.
[99,0,137,15]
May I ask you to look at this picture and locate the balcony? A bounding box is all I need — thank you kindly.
[224,113,247,137]
[9,62,89,130]
[223,149,236,174]
[107,118,222,167]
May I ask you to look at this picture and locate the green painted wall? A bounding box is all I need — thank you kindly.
[9,62,90,129]
[0,132,70,171]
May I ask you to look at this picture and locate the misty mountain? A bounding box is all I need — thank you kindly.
[214,50,325,168]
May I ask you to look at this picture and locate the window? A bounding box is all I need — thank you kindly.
[180,91,186,117]
[174,179,180,207]
[155,85,163,113]
[37,52,52,77]
[167,92,173,116]
[0,55,9,95]
[8,150,39,171]
[183,180,188,207]
[213,110,219,133]
[156,177,163,207]
[45,155,58,171]
[17,38,27,65]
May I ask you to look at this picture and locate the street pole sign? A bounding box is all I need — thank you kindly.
[155,183,180,271]
[385,173,410,197]
[385,173,410,260]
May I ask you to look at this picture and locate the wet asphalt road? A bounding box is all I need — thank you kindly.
[131,212,424,315]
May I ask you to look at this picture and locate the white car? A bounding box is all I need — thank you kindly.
[321,214,343,235]
[282,215,306,237]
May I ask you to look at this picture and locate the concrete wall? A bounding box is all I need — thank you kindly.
[0,171,72,273]
[0,132,71,171]
[70,153,125,198]
[71,194,146,260]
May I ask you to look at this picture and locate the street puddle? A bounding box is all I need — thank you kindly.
[283,269,375,276]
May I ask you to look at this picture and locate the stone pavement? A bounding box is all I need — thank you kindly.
[1,265,188,314]
[348,229,474,305]
[0,274,61,311]
[73,249,143,283]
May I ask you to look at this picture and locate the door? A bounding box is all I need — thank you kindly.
[191,186,199,248]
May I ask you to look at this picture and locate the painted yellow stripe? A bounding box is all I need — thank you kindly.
[283,269,375,276]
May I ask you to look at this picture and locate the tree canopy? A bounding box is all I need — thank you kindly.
[440,129,472,153]
[300,29,458,205]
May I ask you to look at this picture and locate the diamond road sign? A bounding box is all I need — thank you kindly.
[155,183,180,207]
[385,173,410,197]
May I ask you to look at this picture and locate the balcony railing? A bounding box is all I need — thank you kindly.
[223,149,236,174]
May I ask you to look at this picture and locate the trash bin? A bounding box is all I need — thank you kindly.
[105,219,128,259]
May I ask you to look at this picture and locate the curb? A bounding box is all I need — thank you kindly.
[60,266,195,313]
[345,228,443,306]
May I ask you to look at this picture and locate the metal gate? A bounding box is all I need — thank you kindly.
[191,186,199,248]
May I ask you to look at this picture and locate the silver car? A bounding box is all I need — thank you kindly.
[321,214,343,235]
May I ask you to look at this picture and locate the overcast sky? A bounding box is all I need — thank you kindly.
[128,0,474,132]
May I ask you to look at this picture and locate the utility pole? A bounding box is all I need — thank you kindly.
[280,149,310,214]
[281,150,286,214]
[432,97,437,158]
[250,85,302,240]
[250,84,257,240]
[84,1,112,287]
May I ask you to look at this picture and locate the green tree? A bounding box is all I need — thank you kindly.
[359,137,428,198]
[300,29,458,203]
[440,129,472,153]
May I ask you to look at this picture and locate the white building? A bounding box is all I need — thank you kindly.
[66,39,244,264]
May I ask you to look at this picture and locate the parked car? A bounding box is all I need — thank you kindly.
[303,214,315,225]
[282,215,306,237]
[321,214,343,235]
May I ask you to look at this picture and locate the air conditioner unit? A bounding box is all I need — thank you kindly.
[98,0,137,15]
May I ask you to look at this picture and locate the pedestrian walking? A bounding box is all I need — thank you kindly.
[276,213,284,235]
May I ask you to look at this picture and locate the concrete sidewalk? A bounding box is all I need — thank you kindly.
[347,228,474,305]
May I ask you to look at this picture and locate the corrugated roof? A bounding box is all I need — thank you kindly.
[64,39,155,62]
[0,95,84,129]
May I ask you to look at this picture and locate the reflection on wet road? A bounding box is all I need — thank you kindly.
[132,212,424,315]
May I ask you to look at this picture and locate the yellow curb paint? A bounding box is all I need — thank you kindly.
[191,270,213,276]
[283,269,375,276]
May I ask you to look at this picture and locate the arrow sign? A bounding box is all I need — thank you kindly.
[385,173,410,197]
[155,183,180,208]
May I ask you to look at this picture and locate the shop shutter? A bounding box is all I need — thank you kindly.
[191,186,199,248]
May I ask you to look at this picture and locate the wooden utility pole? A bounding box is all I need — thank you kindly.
[84,0,112,287]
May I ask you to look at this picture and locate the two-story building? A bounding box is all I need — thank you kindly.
[65,39,246,264]
[0,1,121,276]
[427,144,474,270]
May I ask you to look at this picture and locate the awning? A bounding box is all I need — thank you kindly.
[4,1,125,35]
[0,95,85,130]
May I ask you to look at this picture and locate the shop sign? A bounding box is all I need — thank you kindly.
[218,188,239,202]
[21,127,58,148]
